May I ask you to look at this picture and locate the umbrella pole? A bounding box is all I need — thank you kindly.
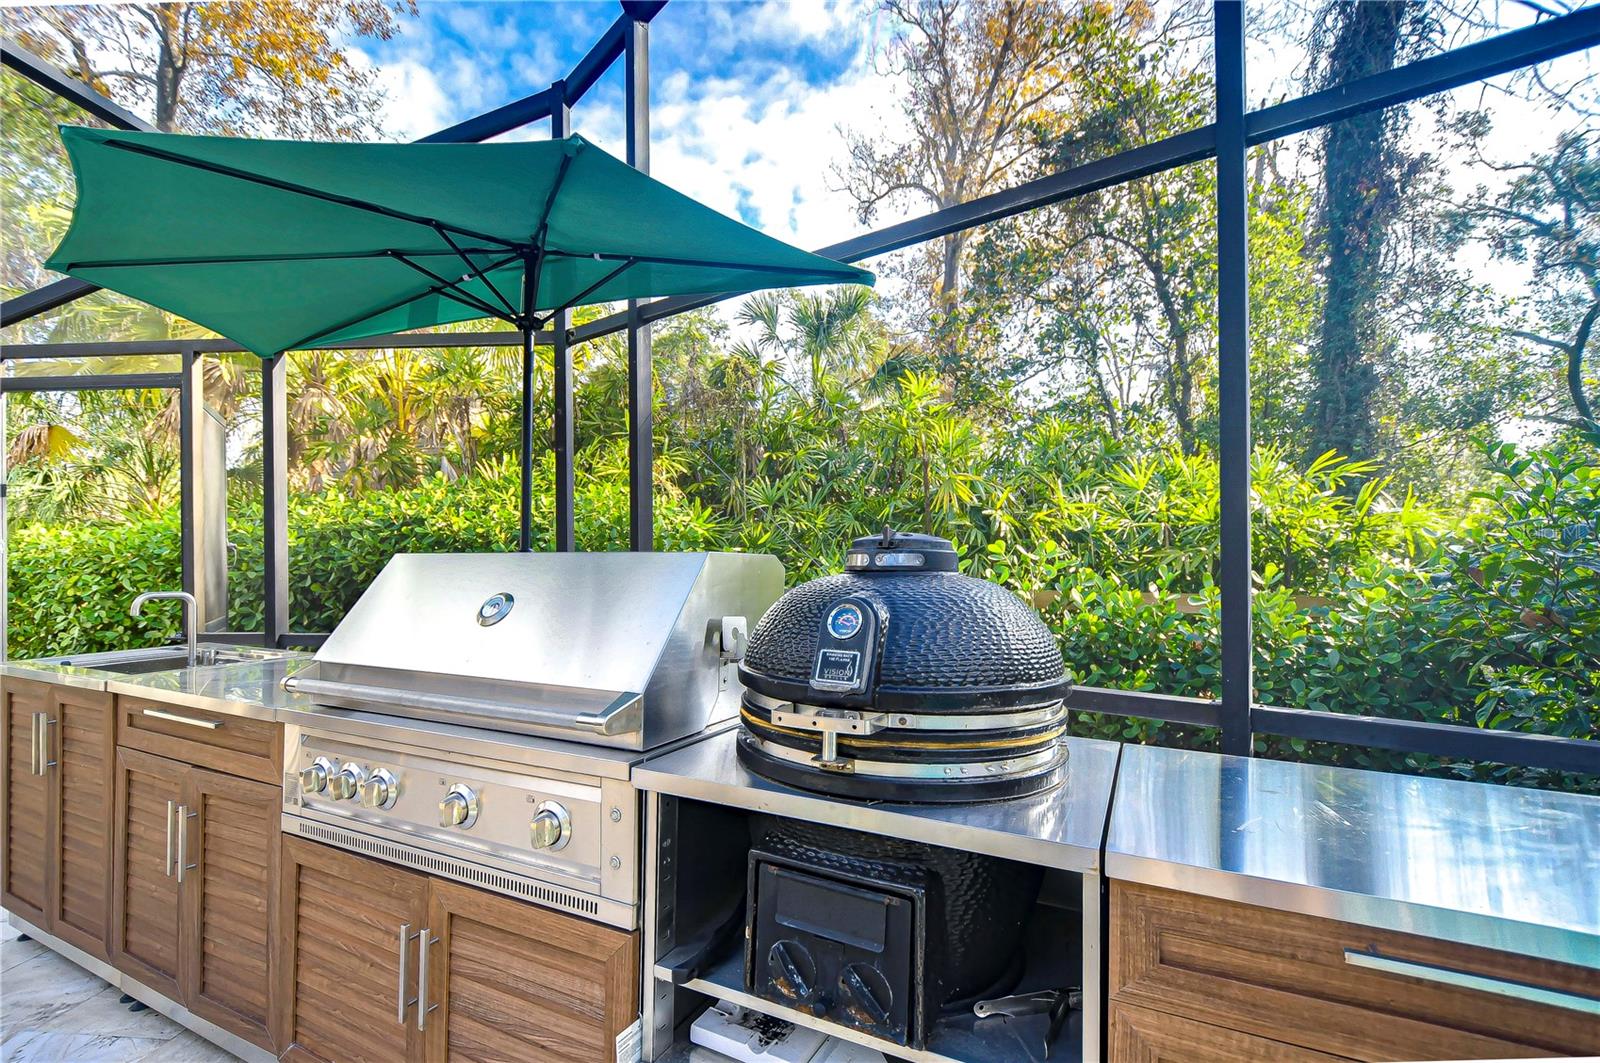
[518,320,534,553]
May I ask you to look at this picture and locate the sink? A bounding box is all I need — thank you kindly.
[31,645,291,675]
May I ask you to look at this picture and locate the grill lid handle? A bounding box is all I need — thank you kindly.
[844,528,958,573]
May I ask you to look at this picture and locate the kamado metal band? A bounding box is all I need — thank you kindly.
[741,706,1066,753]
[742,732,1066,781]
[744,689,1067,734]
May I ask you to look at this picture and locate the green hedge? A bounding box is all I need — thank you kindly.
[9,468,1593,793]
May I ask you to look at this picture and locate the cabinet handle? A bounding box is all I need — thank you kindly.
[165,800,176,876]
[142,708,222,730]
[1343,948,1600,1016]
[176,804,196,884]
[29,713,41,775]
[416,928,439,1031]
[396,923,411,1024]
[39,717,56,772]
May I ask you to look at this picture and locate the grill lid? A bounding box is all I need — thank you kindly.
[284,551,784,749]
[737,531,1069,802]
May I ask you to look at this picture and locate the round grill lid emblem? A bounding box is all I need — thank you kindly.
[476,592,514,627]
[826,603,864,639]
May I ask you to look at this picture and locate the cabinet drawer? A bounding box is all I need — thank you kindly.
[1111,1003,1351,1062]
[1110,881,1600,1061]
[116,695,281,785]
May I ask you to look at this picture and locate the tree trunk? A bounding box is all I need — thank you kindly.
[1567,301,1598,428]
[1308,1,1406,466]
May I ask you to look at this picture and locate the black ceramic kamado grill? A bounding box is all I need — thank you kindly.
[736,528,1072,803]
[735,531,1075,1050]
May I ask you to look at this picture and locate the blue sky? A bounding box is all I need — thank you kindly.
[350,1,911,250]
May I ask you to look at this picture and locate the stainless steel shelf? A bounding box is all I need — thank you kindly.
[634,730,1120,872]
[656,948,1081,1063]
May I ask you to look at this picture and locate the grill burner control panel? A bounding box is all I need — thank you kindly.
[281,724,640,928]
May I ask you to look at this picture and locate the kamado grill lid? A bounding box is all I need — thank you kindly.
[737,530,1070,803]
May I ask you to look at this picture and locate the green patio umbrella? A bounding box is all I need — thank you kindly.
[45,126,874,357]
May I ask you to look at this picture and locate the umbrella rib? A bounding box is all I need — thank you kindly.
[534,257,638,328]
[533,152,576,252]
[389,252,517,324]
[99,138,519,250]
[544,248,866,280]
[284,251,522,352]
[431,224,518,319]
[60,247,504,270]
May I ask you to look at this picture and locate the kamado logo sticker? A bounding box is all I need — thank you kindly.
[826,602,864,640]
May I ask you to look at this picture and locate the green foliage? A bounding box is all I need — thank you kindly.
[8,512,185,657]
[1428,444,1600,740]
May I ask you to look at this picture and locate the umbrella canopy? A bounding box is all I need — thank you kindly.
[45,126,874,357]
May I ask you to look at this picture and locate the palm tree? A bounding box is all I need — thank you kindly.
[736,287,890,401]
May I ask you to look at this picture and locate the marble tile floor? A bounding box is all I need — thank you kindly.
[1,910,235,1062]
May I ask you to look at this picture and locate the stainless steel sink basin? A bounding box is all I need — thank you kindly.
[32,644,291,675]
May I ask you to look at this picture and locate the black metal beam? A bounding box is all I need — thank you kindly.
[178,347,200,607]
[0,42,152,321]
[415,2,667,144]
[551,92,576,553]
[625,16,653,551]
[262,354,289,646]
[0,372,181,393]
[0,41,154,131]
[1064,686,1224,729]
[1246,5,1600,146]
[1252,706,1600,777]
[568,3,669,103]
[0,278,102,329]
[1215,2,1253,757]
[1,330,549,360]
[568,125,1217,345]
[414,85,565,145]
[568,4,1600,350]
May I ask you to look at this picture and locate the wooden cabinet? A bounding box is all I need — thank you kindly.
[1110,1003,1350,1062]
[1,677,115,958]
[425,877,639,1063]
[52,683,118,954]
[1110,881,1600,1062]
[114,746,188,998]
[278,836,430,1063]
[112,744,280,1050]
[278,837,641,1063]
[2,678,52,927]
[116,693,281,785]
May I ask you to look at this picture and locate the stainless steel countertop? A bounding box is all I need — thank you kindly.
[1106,742,1600,970]
[0,652,666,779]
[633,729,1122,873]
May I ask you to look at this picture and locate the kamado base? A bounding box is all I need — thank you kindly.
[736,732,1068,804]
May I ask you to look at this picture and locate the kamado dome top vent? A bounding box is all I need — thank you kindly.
[737,529,1071,802]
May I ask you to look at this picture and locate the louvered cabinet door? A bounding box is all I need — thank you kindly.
[49,685,115,958]
[424,877,640,1063]
[184,767,280,1051]
[112,746,187,999]
[1,678,50,926]
[278,837,429,1063]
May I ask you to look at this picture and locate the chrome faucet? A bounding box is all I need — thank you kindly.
[131,591,198,668]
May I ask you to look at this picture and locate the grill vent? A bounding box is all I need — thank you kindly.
[294,820,600,917]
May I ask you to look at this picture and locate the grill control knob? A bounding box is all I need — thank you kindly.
[359,768,400,810]
[328,762,367,802]
[438,784,479,829]
[299,756,336,795]
[529,801,571,851]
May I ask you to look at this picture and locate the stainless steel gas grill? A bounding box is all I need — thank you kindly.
[284,551,784,749]
[279,551,784,931]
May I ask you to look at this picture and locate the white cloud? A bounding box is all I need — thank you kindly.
[354,48,453,142]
